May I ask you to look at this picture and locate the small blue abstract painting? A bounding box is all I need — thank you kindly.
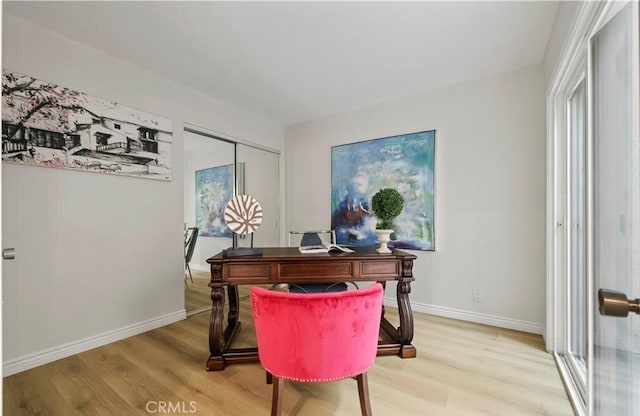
[331,130,435,250]
[196,164,233,237]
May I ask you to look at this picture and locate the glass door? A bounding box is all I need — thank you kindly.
[566,76,588,403]
[551,31,590,412]
[589,2,639,414]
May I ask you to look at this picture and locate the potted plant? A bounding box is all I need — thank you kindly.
[371,188,404,253]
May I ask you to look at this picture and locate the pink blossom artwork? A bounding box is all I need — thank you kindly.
[2,71,173,180]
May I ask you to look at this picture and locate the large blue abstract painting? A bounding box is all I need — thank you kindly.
[196,164,233,237]
[331,130,435,250]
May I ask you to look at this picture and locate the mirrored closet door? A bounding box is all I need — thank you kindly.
[236,143,280,248]
[183,127,280,316]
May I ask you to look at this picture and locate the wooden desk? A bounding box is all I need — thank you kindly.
[205,246,417,371]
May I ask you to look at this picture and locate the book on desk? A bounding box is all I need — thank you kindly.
[298,243,354,254]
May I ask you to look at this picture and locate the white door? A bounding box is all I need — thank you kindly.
[589,2,639,414]
[2,170,19,363]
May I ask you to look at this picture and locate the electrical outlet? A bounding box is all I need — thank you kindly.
[473,290,482,303]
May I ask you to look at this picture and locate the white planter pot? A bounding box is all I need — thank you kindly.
[375,229,394,254]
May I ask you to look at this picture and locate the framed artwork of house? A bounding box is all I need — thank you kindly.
[1,70,173,180]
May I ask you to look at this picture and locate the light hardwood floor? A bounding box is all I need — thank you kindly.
[185,270,214,314]
[4,289,573,415]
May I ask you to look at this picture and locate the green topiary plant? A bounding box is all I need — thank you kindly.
[371,188,404,230]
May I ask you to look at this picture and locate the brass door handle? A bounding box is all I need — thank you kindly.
[598,289,640,317]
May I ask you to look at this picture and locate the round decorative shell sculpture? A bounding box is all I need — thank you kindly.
[224,195,263,235]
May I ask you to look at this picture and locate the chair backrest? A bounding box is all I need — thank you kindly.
[185,227,199,263]
[250,283,383,382]
[300,232,322,246]
[289,230,336,247]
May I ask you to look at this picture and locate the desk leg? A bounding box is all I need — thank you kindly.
[396,279,416,358]
[227,284,239,325]
[378,281,387,320]
[224,285,242,347]
[207,264,226,371]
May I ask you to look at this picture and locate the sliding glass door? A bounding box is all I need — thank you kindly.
[589,2,639,414]
[550,1,640,414]
[566,77,587,402]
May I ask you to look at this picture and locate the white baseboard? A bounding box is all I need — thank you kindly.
[384,297,543,335]
[186,305,211,317]
[3,309,186,377]
[190,263,209,272]
[3,297,541,376]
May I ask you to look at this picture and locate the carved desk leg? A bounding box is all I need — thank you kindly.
[227,284,239,326]
[207,263,226,371]
[397,259,416,358]
[223,284,242,347]
[378,280,387,319]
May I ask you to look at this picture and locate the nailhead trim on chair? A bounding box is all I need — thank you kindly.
[263,365,372,383]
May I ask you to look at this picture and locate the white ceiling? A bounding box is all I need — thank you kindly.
[3,1,559,127]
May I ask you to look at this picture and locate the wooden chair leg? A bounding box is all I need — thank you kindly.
[186,263,194,283]
[356,372,372,416]
[271,376,283,416]
[266,371,273,384]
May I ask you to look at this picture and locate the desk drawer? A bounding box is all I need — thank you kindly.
[279,262,353,280]
[227,264,271,283]
[360,261,400,277]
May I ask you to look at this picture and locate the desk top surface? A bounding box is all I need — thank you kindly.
[207,246,417,263]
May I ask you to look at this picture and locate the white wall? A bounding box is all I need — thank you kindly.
[285,64,546,333]
[2,15,284,375]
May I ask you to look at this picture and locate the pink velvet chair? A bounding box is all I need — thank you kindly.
[250,283,384,416]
